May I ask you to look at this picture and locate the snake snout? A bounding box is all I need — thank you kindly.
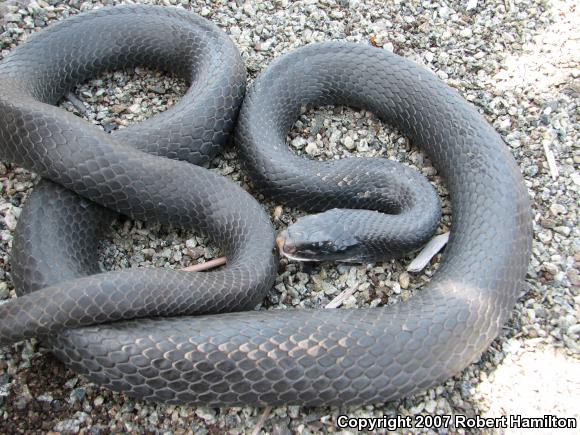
[276,230,296,255]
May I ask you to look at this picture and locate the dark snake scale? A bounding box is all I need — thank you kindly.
[0,6,532,406]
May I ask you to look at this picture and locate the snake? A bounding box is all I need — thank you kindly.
[0,5,532,407]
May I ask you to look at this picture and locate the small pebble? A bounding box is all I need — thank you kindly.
[305,142,319,156]
[343,136,355,149]
[399,272,410,289]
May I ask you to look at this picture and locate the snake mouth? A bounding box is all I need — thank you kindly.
[276,231,309,261]
[276,231,295,255]
[276,230,324,262]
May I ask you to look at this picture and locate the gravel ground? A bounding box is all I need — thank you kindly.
[0,0,579,433]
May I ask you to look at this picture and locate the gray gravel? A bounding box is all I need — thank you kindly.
[1,0,579,433]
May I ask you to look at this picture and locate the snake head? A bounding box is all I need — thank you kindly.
[276,210,366,262]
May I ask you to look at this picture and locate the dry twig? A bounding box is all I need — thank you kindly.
[542,139,559,180]
[407,232,450,273]
[183,256,226,272]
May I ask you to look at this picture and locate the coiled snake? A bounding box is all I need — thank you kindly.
[0,6,531,406]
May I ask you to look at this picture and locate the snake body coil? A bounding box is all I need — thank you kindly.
[0,6,531,406]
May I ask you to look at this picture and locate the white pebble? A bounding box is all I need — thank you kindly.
[305,142,319,155]
[343,136,355,150]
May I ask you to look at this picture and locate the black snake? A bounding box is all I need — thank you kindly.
[0,6,532,406]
